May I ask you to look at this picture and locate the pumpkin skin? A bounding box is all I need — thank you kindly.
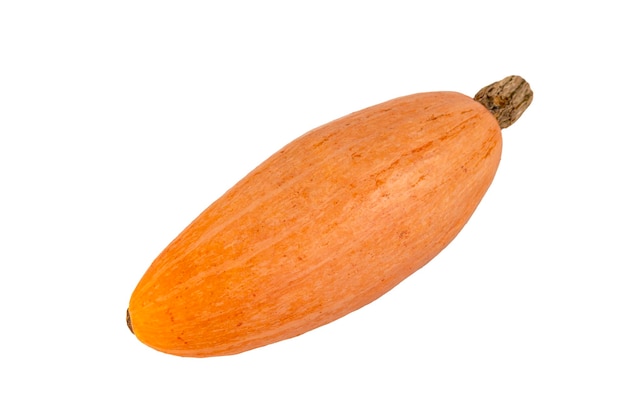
[128,91,502,357]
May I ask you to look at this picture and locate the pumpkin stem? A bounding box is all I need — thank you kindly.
[126,308,134,334]
[474,75,533,129]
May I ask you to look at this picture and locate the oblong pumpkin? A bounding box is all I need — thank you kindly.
[128,76,532,357]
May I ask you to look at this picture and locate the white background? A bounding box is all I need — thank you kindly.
[1,1,624,415]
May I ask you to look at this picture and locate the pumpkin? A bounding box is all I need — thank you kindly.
[127,75,533,357]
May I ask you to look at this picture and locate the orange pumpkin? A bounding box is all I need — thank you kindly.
[127,76,532,357]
